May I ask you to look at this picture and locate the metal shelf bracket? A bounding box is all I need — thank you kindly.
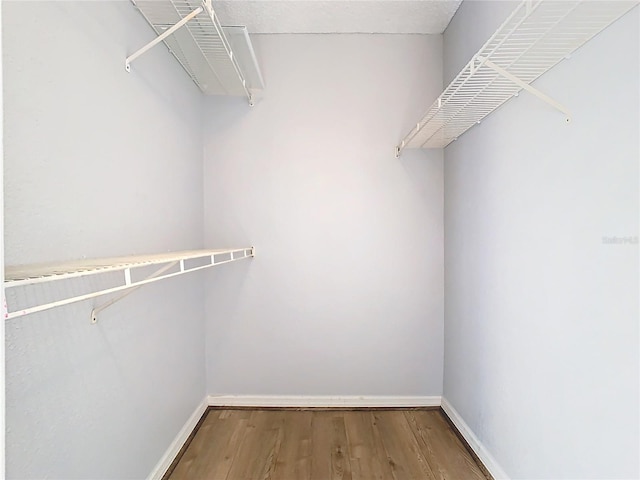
[125,5,203,72]
[477,56,572,122]
[90,261,178,324]
[89,247,255,324]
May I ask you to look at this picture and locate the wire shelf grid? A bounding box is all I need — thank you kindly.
[397,0,637,152]
[131,0,263,98]
[4,248,255,320]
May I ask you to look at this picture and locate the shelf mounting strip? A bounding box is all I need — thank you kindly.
[4,248,255,323]
[396,0,638,154]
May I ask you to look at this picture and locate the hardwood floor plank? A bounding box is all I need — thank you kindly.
[166,410,219,479]
[343,411,392,480]
[405,410,487,480]
[197,410,253,480]
[370,411,436,480]
[271,411,313,480]
[225,410,285,480]
[168,409,251,480]
[310,412,352,480]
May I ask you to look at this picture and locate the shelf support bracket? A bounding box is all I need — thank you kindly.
[90,261,179,324]
[125,6,204,72]
[477,56,571,122]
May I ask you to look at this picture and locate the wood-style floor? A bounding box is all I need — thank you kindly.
[166,408,488,480]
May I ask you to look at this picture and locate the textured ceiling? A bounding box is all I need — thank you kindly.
[212,1,464,34]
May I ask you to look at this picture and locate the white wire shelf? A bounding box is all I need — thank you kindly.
[127,0,263,103]
[396,0,637,154]
[4,248,255,321]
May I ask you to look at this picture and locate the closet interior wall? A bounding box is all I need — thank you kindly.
[5,0,636,478]
[202,34,445,397]
[442,2,639,478]
[3,2,206,478]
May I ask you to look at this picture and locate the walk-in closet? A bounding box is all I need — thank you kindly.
[2,0,638,478]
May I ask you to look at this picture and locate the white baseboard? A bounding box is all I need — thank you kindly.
[207,395,442,408]
[147,398,208,480]
[441,397,509,480]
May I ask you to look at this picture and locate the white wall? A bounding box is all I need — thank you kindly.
[3,1,206,478]
[0,3,5,476]
[202,34,444,396]
[443,2,639,478]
